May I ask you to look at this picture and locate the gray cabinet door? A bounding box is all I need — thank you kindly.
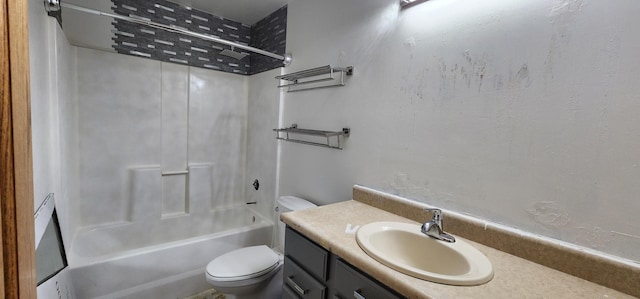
[283,256,327,299]
[331,257,404,299]
[284,226,404,299]
[283,285,301,299]
[285,227,329,281]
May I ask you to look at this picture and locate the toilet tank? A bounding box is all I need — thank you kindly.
[277,196,317,213]
[275,196,317,251]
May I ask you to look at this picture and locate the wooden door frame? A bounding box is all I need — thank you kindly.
[1,0,37,298]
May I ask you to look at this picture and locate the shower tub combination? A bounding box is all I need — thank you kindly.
[68,206,273,299]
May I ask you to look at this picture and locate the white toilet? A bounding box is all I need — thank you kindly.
[205,196,317,299]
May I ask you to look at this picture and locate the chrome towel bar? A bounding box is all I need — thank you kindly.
[274,124,350,150]
[161,170,189,176]
[276,65,353,92]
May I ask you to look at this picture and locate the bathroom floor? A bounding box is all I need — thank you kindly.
[181,288,224,299]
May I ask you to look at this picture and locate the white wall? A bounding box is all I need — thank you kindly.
[50,20,79,248]
[28,0,78,244]
[29,0,78,297]
[281,0,640,262]
[188,66,249,209]
[246,68,283,222]
[29,0,55,210]
[75,48,162,226]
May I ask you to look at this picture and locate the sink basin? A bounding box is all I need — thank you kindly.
[356,221,493,286]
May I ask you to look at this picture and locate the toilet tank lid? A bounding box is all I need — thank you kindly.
[277,196,317,212]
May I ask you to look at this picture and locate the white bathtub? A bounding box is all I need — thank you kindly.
[69,207,273,299]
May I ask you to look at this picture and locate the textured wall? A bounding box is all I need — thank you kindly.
[280,0,640,262]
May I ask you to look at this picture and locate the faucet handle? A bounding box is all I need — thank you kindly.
[422,208,456,243]
[424,208,442,224]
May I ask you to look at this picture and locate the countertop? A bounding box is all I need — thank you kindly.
[281,200,634,299]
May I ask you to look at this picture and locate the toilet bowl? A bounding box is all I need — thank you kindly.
[205,245,282,296]
[205,196,317,299]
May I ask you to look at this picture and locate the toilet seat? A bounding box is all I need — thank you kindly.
[206,245,282,282]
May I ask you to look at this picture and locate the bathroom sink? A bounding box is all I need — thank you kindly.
[356,222,493,286]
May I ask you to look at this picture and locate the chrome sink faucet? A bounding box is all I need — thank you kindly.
[421,208,456,243]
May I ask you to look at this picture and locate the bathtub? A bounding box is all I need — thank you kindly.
[68,206,273,299]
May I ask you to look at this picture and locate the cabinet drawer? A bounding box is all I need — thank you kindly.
[285,227,329,280]
[283,256,326,299]
[283,285,300,299]
[332,258,403,299]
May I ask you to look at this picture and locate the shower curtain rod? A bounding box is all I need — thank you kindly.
[48,1,292,65]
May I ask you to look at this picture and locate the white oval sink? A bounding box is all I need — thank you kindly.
[356,221,493,286]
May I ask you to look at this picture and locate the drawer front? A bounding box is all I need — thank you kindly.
[283,285,301,299]
[285,227,329,280]
[332,258,403,299]
[283,256,326,299]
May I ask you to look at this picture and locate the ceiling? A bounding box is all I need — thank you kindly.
[168,0,290,25]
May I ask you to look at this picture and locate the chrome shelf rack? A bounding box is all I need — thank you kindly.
[276,65,353,92]
[273,124,350,150]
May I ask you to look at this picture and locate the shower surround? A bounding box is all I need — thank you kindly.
[75,47,247,228]
[65,47,281,297]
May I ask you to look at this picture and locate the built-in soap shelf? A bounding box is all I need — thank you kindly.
[273,124,350,150]
[275,65,353,92]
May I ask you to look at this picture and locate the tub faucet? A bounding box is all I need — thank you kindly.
[421,208,456,243]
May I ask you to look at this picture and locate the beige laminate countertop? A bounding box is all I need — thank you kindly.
[281,200,634,299]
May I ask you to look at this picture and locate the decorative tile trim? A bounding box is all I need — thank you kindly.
[250,6,287,75]
[111,0,286,75]
[352,185,640,298]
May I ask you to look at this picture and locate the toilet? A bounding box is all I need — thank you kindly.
[205,196,317,299]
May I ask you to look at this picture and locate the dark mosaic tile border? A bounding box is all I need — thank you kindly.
[250,6,287,75]
[111,0,286,75]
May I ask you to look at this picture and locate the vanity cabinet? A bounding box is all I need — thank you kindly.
[283,226,328,299]
[283,255,327,299]
[284,227,404,299]
[330,256,401,299]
